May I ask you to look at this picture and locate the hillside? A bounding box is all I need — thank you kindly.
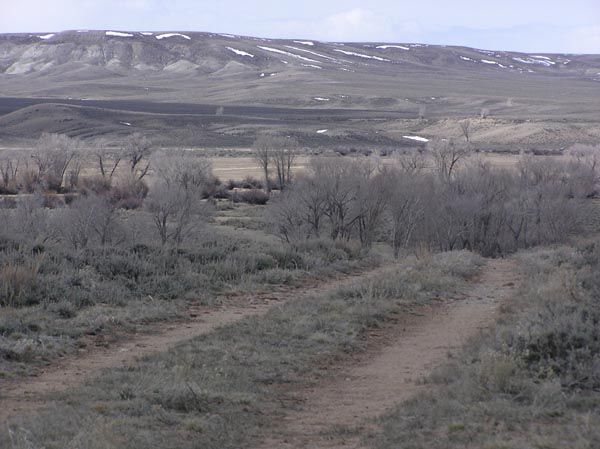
[0,30,599,148]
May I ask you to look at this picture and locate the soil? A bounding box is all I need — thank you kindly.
[0,266,388,423]
[254,258,521,449]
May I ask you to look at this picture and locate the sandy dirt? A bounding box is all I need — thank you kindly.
[255,258,520,449]
[0,266,389,424]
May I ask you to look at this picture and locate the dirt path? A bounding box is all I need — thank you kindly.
[256,258,521,449]
[0,265,387,423]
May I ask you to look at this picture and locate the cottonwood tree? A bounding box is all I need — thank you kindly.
[32,133,79,191]
[94,139,122,182]
[0,150,21,192]
[271,137,299,190]
[353,169,388,248]
[384,170,426,257]
[267,173,328,242]
[123,133,153,181]
[146,153,213,246]
[57,195,124,249]
[427,138,470,182]
[253,135,275,193]
[396,149,427,175]
[309,158,367,241]
[459,119,471,142]
[11,193,49,245]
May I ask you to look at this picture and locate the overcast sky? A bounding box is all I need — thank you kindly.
[2,0,599,53]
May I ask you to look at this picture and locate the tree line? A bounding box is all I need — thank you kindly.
[267,142,597,257]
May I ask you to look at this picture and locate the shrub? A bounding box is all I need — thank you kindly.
[231,189,269,205]
[0,256,42,307]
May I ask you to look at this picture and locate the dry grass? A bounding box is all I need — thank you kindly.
[371,244,600,449]
[2,250,483,449]
[0,216,376,378]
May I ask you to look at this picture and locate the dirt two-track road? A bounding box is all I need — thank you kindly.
[256,258,520,449]
[1,259,520,448]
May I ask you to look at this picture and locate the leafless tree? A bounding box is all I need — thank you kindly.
[122,133,152,180]
[353,170,388,248]
[266,188,309,243]
[0,150,21,192]
[94,140,122,182]
[384,170,426,257]
[11,193,49,244]
[271,137,299,190]
[32,133,79,191]
[57,194,124,249]
[427,138,470,182]
[146,153,213,246]
[459,119,471,142]
[309,158,367,241]
[395,149,427,175]
[153,150,213,191]
[480,107,490,119]
[253,135,275,193]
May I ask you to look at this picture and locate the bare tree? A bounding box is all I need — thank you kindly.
[153,150,213,191]
[459,119,471,142]
[427,138,470,182]
[253,135,275,193]
[122,133,152,181]
[266,188,309,243]
[396,149,427,175]
[146,153,213,246]
[32,133,79,191]
[94,139,122,182]
[0,150,21,192]
[11,193,49,244]
[271,137,299,190]
[480,108,490,119]
[57,194,124,249]
[353,170,388,248]
[384,170,426,257]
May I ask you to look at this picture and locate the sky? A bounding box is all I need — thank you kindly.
[1,0,599,53]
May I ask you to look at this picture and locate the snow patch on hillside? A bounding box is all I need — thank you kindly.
[376,45,409,50]
[513,57,555,67]
[226,47,254,57]
[38,34,55,40]
[294,40,314,46]
[156,33,191,40]
[284,46,340,62]
[403,135,429,142]
[257,46,319,63]
[333,49,390,62]
[106,31,133,37]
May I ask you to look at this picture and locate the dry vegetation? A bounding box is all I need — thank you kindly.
[372,243,600,449]
[3,250,482,449]
[1,128,600,448]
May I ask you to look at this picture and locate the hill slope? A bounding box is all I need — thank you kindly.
[0,30,599,148]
